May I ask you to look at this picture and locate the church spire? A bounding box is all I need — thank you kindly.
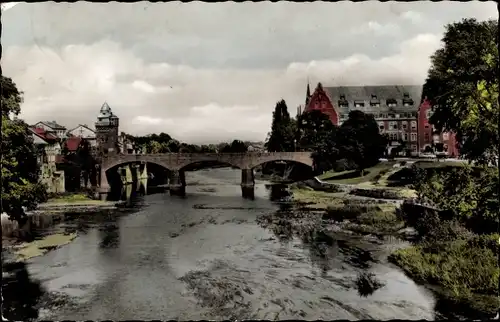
[305,79,312,105]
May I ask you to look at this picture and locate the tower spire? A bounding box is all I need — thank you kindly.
[305,78,311,106]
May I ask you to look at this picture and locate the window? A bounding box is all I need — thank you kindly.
[402,121,408,129]
[386,98,397,107]
[371,94,378,100]
[378,122,385,130]
[354,100,365,108]
[389,121,398,130]
[395,114,400,118]
[443,144,448,152]
[411,133,417,141]
[402,133,408,141]
[443,133,449,140]
[388,114,395,118]
[425,124,429,129]
[340,94,346,100]
[426,109,433,119]
[411,121,417,130]
[370,102,380,107]
[390,133,398,141]
[411,145,417,152]
[424,133,429,141]
[338,101,348,108]
[403,93,409,98]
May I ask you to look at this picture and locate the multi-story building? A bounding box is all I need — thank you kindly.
[30,127,65,193]
[67,124,97,148]
[303,83,421,155]
[33,121,67,139]
[95,102,120,158]
[418,99,460,157]
[301,82,460,157]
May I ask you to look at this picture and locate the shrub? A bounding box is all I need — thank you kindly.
[389,238,498,297]
[349,188,402,199]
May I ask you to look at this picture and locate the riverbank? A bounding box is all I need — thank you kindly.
[290,178,498,319]
[36,193,124,213]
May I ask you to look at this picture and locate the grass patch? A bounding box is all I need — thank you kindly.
[319,162,397,185]
[291,186,345,209]
[323,201,402,235]
[14,233,77,260]
[389,237,499,317]
[46,193,101,204]
[349,187,415,200]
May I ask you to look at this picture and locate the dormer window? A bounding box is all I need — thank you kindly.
[354,100,365,108]
[402,93,414,106]
[338,100,349,108]
[386,98,397,108]
[403,93,410,98]
[340,94,346,100]
[370,94,380,107]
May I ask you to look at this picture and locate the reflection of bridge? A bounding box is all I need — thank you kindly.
[99,152,314,197]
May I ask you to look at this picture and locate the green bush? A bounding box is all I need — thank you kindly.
[349,188,402,199]
[390,238,499,297]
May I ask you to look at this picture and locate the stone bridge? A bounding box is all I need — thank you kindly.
[98,152,314,197]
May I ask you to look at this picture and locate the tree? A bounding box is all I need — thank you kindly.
[297,110,336,152]
[265,99,295,152]
[228,140,248,153]
[423,18,499,166]
[337,110,387,175]
[1,76,47,221]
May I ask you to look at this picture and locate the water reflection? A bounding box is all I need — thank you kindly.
[2,260,45,321]
[258,184,383,294]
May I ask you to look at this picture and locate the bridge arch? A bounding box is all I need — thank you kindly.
[177,160,241,172]
[246,152,314,170]
[101,157,172,174]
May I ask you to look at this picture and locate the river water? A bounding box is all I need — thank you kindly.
[15,168,439,320]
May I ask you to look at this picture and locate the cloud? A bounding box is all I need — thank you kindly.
[2,2,497,144]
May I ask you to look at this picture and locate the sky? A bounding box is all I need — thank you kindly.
[2,1,498,144]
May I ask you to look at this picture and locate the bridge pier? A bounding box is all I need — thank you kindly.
[169,170,186,196]
[99,168,111,193]
[241,168,255,199]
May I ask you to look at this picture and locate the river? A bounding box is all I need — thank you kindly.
[12,168,440,320]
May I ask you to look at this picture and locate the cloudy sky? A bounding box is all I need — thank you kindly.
[2,2,497,144]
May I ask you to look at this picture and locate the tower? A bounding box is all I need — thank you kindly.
[305,80,312,106]
[95,102,119,158]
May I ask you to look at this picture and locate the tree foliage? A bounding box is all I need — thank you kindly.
[337,111,387,174]
[296,110,336,152]
[423,18,499,165]
[265,99,295,152]
[413,165,499,234]
[1,76,47,220]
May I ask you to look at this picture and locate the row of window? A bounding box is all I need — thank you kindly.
[339,112,417,120]
[387,132,418,142]
[379,120,417,131]
[338,94,415,109]
[385,130,450,143]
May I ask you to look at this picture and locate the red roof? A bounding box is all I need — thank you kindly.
[31,127,58,142]
[64,137,82,152]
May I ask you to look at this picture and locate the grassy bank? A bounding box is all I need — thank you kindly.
[291,162,499,319]
[389,236,499,318]
[45,193,105,205]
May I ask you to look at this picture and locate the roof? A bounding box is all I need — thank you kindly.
[37,121,66,130]
[97,102,119,120]
[322,85,423,114]
[30,127,59,142]
[64,137,82,152]
[68,124,96,134]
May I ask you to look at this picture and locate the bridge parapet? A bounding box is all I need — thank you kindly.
[100,152,313,172]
